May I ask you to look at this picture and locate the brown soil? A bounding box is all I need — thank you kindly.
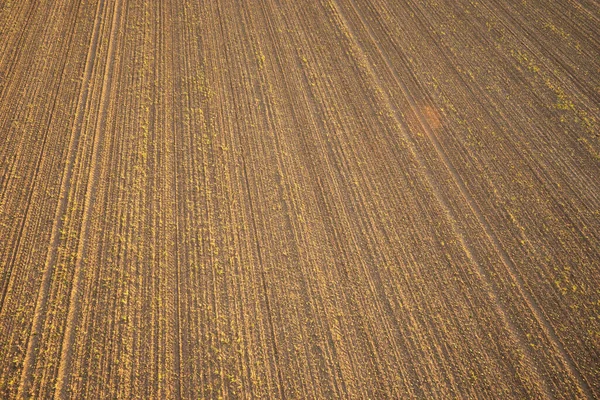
[1,0,599,398]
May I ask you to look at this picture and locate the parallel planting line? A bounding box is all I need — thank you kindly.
[53,0,123,397]
[338,0,594,397]
[17,0,107,395]
[239,151,286,400]
[404,0,597,395]
[168,0,183,396]
[326,0,558,396]
[0,0,83,314]
[0,1,37,102]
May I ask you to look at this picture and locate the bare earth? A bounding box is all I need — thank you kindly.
[1,0,599,398]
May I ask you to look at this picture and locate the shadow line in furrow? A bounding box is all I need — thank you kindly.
[53,0,124,397]
[0,0,83,315]
[16,0,107,396]
[326,0,558,396]
[337,0,594,397]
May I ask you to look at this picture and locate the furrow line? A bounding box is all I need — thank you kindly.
[168,0,183,397]
[53,0,123,397]
[341,0,594,397]
[275,3,406,395]
[275,3,412,395]
[238,150,286,400]
[244,9,329,398]
[259,1,401,395]
[16,0,107,395]
[327,0,556,396]
[0,0,75,255]
[400,0,598,395]
[481,1,599,113]
[567,0,600,24]
[433,0,600,245]
[0,0,37,101]
[0,0,84,315]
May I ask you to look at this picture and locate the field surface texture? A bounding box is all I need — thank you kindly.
[1,0,599,398]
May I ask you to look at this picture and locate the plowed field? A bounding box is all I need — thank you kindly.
[1,0,599,398]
